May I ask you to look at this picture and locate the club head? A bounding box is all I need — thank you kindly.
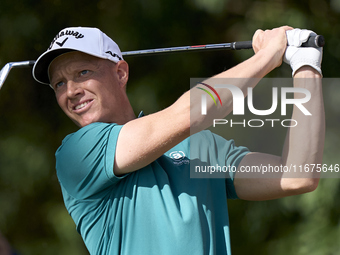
[0,61,35,90]
[0,63,12,90]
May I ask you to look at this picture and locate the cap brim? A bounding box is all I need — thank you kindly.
[33,48,75,85]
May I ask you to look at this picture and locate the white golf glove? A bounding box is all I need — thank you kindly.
[284,29,323,76]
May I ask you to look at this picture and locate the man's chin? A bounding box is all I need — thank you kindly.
[70,114,107,128]
[72,118,94,128]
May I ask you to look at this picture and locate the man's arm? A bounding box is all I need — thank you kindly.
[234,66,324,200]
[114,26,291,175]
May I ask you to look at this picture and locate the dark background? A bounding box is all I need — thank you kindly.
[0,0,339,254]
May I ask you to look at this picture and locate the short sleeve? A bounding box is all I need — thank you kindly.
[56,122,123,199]
[190,131,250,199]
[211,132,249,199]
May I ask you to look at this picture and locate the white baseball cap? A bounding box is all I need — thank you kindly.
[33,27,123,85]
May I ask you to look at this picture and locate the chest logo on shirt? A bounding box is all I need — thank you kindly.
[169,151,189,166]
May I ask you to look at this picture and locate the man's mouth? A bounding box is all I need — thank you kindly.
[74,100,93,111]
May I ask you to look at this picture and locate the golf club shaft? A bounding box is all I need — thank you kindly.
[122,42,242,56]
[121,35,324,56]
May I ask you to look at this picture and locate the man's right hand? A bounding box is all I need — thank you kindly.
[252,25,293,72]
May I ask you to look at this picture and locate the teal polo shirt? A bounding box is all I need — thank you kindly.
[56,122,249,255]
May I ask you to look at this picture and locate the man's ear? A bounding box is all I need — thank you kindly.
[116,60,129,88]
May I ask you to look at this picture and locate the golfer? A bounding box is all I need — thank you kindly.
[32,26,324,255]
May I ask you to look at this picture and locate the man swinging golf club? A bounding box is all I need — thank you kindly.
[32,25,324,255]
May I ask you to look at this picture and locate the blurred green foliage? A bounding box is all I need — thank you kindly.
[0,0,339,254]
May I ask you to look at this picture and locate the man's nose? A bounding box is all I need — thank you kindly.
[66,81,84,98]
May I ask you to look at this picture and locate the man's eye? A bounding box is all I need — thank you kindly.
[80,70,89,76]
[55,81,65,88]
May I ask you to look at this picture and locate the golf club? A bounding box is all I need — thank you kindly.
[0,34,325,90]
[0,61,35,90]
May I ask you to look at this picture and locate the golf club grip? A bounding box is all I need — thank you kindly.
[232,41,252,50]
[232,35,325,50]
[301,35,325,48]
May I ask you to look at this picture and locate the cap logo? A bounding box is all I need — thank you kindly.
[56,37,68,47]
[105,51,122,61]
[48,29,85,50]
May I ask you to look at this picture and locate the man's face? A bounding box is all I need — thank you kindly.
[49,52,129,127]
